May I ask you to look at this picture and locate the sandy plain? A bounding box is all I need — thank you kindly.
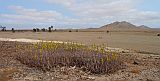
[0,31,160,54]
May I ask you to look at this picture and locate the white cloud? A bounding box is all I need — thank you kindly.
[46,0,75,6]
[1,5,63,23]
[45,0,160,27]
[1,0,160,28]
[45,0,136,17]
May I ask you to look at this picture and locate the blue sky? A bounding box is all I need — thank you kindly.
[0,0,160,29]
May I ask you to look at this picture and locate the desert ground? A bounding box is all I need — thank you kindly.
[0,31,160,54]
[0,31,160,81]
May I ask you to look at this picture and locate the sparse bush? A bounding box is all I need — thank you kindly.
[0,26,6,31]
[15,42,125,74]
[76,29,78,32]
[69,30,72,32]
[157,33,160,36]
[51,26,53,29]
[106,30,109,33]
[41,28,46,32]
[48,27,51,32]
[12,28,15,33]
[98,36,103,39]
[36,28,40,32]
[33,28,36,32]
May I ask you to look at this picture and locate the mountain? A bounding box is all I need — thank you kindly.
[138,25,150,29]
[100,21,151,31]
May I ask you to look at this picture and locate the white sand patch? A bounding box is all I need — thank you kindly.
[105,47,131,53]
[0,38,132,53]
[0,38,67,44]
[0,38,41,43]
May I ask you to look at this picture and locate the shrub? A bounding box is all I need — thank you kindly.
[48,27,51,32]
[76,29,78,32]
[41,28,46,32]
[36,28,40,32]
[33,28,36,32]
[12,28,15,33]
[15,42,125,74]
[106,30,109,33]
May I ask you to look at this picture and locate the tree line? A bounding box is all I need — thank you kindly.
[33,26,54,32]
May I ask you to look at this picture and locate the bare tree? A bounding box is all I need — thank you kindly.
[0,25,6,31]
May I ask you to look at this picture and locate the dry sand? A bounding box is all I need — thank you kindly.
[0,31,160,81]
[0,31,159,54]
[0,41,159,81]
[0,38,131,53]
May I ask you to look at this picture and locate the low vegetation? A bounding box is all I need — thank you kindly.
[14,41,124,74]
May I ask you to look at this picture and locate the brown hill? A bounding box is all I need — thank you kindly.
[100,21,151,31]
[138,25,150,29]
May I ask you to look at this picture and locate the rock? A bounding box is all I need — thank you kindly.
[133,61,139,65]
[24,76,40,81]
[146,79,154,81]
[70,66,76,70]
[87,76,95,80]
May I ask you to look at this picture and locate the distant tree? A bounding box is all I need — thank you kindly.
[33,28,36,32]
[76,29,78,32]
[0,26,6,31]
[41,28,46,32]
[12,28,15,33]
[36,28,40,32]
[69,30,72,32]
[1,28,5,31]
[51,26,53,29]
[50,26,53,32]
[48,27,51,32]
[106,30,109,33]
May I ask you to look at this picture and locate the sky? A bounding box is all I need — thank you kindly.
[0,0,160,29]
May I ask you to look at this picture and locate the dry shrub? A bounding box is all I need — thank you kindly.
[15,42,125,74]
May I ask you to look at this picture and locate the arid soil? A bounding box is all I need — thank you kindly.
[0,31,160,54]
[0,41,159,81]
